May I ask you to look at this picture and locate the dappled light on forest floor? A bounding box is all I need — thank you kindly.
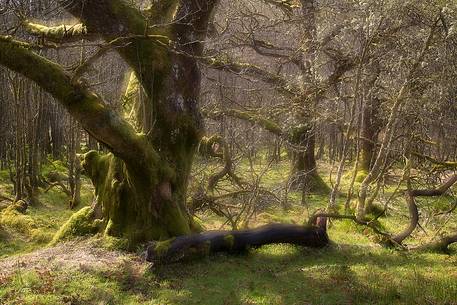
[1,240,456,304]
[0,0,457,303]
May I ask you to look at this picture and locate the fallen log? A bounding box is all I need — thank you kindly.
[417,233,457,252]
[146,222,329,264]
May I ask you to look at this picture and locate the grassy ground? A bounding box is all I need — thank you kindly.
[0,157,456,305]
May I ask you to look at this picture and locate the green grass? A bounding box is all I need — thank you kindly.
[1,242,456,305]
[1,157,457,305]
[0,175,93,258]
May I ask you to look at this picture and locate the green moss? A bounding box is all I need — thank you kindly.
[0,206,37,235]
[98,235,129,251]
[25,22,88,41]
[224,234,235,249]
[355,169,368,183]
[154,238,176,256]
[50,207,97,245]
[161,202,192,237]
[30,230,53,243]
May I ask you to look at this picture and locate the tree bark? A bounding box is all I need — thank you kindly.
[289,125,328,194]
[146,222,329,264]
[0,0,218,248]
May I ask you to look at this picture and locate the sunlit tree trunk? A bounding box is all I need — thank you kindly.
[0,0,218,248]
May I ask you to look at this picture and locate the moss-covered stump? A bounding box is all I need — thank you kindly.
[289,170,330,195]
[146,223,329,264]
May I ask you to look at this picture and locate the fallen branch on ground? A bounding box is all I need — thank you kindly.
[146,222,329,264]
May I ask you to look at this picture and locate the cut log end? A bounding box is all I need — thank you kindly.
[146,223,329,264]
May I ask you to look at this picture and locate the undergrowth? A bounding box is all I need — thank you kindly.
[0,157,456,305]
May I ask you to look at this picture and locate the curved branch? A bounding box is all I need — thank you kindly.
[203,55,300,98]
[411,175,457,197]
[0,36,158,170]
[391,189,419,244]
[418,233,457,252]
[307,212,393,241]
[392,174,457,244]
[201,135,243,191]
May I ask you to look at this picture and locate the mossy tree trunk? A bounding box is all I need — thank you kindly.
[289,125,328,194]
[356,22,437,220]
[289,0,328,195]
[359,97,381,175]
[0,0,218,248]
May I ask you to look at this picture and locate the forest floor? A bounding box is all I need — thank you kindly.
[0,157,456,305]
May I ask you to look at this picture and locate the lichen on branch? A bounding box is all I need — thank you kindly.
[23,21,92,42]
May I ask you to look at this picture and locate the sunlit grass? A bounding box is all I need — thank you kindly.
[0,156,456,304]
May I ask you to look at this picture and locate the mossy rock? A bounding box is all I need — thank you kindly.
[50,207,98,245]
[0,206,36,235]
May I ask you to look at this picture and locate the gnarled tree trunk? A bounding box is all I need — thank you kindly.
[0,0,218,248]
[289,125,328,194]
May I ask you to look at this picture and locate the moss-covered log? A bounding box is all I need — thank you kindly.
[146,223,329,264]
[418,233,457,253]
